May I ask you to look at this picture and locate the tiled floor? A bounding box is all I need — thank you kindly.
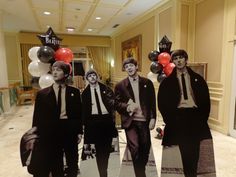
[0,105,236,177]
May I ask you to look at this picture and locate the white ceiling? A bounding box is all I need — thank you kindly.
[0,0,165,36]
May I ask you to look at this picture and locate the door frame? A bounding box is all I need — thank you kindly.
[229,42,236,137]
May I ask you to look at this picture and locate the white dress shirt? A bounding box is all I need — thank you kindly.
[128,76,146,121]
[90,84,109,115]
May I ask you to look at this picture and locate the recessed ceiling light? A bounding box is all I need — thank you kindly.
[43,11,51,15]
[66,27,75,32]
[88,28,93,32]
[95,17,101,20]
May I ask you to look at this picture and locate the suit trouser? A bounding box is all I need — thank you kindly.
[95,138,112,177]
[125,121,151,177]
[63,136,79,177]
[31,141,64,177]
[176,108,201,177]
[86,114,114,177]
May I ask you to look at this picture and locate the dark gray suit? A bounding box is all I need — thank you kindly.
[114,76,156,177]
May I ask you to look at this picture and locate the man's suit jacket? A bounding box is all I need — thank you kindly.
[114,76,156,129]
[32,85,83,144]
[81,82,117,143]
[20,127,38,167]
[81,82,115,121]
[158,67,212,146]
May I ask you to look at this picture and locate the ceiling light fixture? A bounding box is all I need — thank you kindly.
[95,17,101,20]
[88,28,93,32]
[43,11,51,15]
[66,27,75,32]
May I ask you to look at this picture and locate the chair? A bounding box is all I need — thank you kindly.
[17,86,35,105]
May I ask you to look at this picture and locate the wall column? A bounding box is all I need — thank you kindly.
[0,10,8,87]
[0,10,11,115]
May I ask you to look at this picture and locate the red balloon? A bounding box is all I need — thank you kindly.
[54,48,73,63]
[163,63,175,76]
[158,52,171,67]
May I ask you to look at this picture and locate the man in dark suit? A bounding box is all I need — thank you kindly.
[81,69,117,177]
[158,49,213,177]
[114,58,156,177]
[30,61,83,177]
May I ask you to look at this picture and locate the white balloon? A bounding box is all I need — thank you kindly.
[38,61,51,75]
[147,72,157,82]
[28,60,50,77]
[39,74,55,89]
[28,46,40,61]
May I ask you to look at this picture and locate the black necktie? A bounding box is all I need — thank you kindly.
[94,88,102,115]
[181,73,188,100]
[57,85,62,117]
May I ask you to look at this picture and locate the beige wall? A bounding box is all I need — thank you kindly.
[112,16,156,82]
[4,33,22,84]
[159,7,173,43]
[194,0,224,82]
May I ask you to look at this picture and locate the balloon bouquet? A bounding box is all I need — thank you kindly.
[147,35,175,83]
[27,27,74,89]
[148,35,175,139]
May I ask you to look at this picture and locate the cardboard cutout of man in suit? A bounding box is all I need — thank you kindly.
[30,61,83,177]
[114,58,156,177]
[158,49,213,177]
[81,69,118,177]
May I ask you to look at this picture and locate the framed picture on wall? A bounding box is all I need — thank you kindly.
[121,35,142,71]
[187,62,207,79]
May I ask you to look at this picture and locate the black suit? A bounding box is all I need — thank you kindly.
[82,82,117,177]
[158,67,212,177]
[114,76,156,177]
[31,85,82,177]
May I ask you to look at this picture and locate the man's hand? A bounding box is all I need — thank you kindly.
[77,134,82,144]
[149,119,156,130]
[127,102,139,115]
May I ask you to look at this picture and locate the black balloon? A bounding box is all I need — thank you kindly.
[150,61,163,74]
[148,50,159,61]
[37,46,55,63]
[37,27,62,51]
[157,72,166,83]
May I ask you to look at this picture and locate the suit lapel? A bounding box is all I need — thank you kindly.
[83,85,92,114]
[48,85,57,110]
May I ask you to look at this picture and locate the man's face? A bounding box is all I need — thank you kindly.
[124,63,138,77]
[52,66,65,82]
[172,55,187,70]
[87,73,98,85]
